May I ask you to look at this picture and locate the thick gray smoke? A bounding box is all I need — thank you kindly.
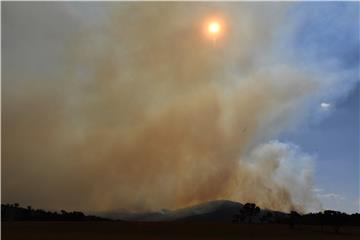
[3,2,327,213]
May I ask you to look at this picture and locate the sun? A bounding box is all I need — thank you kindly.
[203,18,225,43]
[208,22,220,34]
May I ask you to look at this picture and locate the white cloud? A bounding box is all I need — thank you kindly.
[319,193,345,201]
[320,102,331,109]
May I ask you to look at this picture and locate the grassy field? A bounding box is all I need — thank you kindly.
[2,221,360,239]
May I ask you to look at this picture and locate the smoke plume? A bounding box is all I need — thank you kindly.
[3,2,327,213]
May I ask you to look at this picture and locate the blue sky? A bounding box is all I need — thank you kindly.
[279,2,359,213]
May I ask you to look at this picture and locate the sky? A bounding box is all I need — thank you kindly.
[279,2,359,213]
[2,2,359,213]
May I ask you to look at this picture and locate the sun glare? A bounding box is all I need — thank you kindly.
[208,22,220,34]
[204,18,225,44]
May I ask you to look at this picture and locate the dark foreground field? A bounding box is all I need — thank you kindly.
[2,222,360,240]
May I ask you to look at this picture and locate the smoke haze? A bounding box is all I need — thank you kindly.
[3,2,349,213]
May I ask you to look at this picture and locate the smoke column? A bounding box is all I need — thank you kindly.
[4,2,342,213]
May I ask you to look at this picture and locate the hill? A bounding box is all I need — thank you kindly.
[99,200,288,223]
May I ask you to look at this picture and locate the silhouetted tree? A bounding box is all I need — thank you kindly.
[1,203,109,221]
[242,203,260,223]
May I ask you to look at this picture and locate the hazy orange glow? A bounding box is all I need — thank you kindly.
[203,17,225,43]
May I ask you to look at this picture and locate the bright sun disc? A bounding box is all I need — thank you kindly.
[208,22,220,34]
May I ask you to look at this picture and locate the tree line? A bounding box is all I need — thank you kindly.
[1,203,110,221]
[232,203,360,233]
